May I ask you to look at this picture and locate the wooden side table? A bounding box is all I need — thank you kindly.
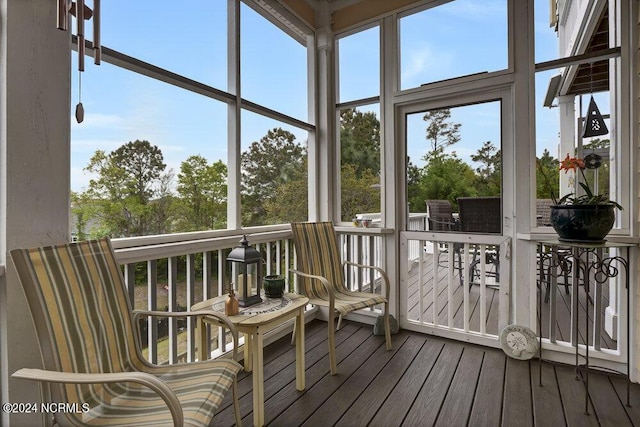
[192,293,308,427]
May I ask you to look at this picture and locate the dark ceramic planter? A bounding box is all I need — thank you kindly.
[549,204,616,243]
[263,275,285,298]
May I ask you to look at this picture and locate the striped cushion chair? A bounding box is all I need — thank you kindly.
[10,237,242,426]
[290,222,392,375]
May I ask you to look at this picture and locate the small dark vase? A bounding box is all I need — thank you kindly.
[263,275,285,298]
[549,204,616,243]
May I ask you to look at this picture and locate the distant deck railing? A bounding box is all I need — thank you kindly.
[400,231,510,348]
[111,225,388,365]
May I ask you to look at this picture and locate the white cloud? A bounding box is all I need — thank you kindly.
[401,47,430,83]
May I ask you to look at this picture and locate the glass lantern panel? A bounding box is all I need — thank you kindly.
[247,263,258,296]
[232,262,247,300]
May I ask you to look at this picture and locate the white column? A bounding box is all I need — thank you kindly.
[313,3,334,222]
[381,15,399,316]
[557,94,576,198]
[227,0,241,229]
[0,0,71,425]
[511,0,536,327]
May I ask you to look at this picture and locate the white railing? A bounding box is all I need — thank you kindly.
[407,213,429,261]
[111,225,389,364]
[113,228,294,365]
[339,230,385,296]
[400,231,510,347]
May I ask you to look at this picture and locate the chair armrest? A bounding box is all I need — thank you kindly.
[12,368,183,426]
[132,310,239,361]
[342,260,390,300]
[290,268,336,313]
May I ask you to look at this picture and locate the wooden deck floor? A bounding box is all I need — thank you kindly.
[213,319,639,426]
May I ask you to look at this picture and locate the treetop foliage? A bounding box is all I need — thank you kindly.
[72,111,571,239]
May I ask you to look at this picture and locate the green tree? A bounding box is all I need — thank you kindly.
[150,170,176,235]
[241,128,306,226]
[70,191,88,241]
[264,158,308,223]
[423,108,461,161]
[340,163,381,221]
[407,159,426,213]
[407,108,464,211]
[340,108,380,177]
[111,140,166,203]
[419,152,477,209]
[176,155,227,231]
[83,140,170,237]
[536,149,560,199]
[471,141,501,196]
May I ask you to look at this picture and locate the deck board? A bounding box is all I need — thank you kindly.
[370,339,445,426]
[502,357,534,427]
[531,361,567,425]
[469,348,506,426]
[435,345,485,426]
[212,320,639,426]
[334,334,424,426]
[304,334,409,426]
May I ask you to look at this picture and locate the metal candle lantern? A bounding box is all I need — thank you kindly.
[227,235,262,307]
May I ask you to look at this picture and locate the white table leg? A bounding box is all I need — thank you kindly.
[295,308,305,391]
[252,328,264,427]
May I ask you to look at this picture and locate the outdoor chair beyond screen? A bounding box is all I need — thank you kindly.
[426,199,463,284]
[426,199,459,232]
[290,222,392,375]
[457,196,502,285]
[10,237,242,426]
[536,198,554,227]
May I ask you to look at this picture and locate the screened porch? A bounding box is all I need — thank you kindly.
[2,1,640,426]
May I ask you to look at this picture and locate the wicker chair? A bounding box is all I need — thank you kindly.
[10,238,242,426]
[290,222,392,375]
[457,196,501,234]
[426,199,459,231]
[458,196,501,284]
[536,198,554,226]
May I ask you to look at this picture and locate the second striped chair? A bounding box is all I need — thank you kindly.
[290,222,392,375]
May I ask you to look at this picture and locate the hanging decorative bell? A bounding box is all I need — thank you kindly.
[582,96,609,138]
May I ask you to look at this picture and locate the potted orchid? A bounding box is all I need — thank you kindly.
[539,154,622,242]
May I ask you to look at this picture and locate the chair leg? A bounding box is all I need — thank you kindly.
[232,378,242,426]
[384,303,392,351]
[328,310,337,375]
[455,244,464,286]
[336,314,343,331]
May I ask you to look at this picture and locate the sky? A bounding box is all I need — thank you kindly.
[70,0,607,192]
